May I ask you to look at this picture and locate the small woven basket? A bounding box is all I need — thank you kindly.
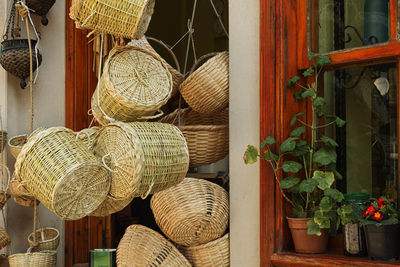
[0,131,7,153]
[91,46,172,125]
[117,224,191,267]
[8,250,56,267]
[182,233,230,267]
[70,0,155,39]
[8,179,40,207]
[179,51,229,114]
[151,178,229,246]
[8,135,27,159]
[14,127,111,220]
[160,108,229,167]
[0,226,11,249]
[75,127,100,151]
[28,227,60,252]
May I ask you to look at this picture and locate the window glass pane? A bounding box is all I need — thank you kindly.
[314,0,390,53]
[324,63,398,200]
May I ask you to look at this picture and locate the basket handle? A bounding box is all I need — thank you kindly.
[138,109,164,121]
[147,37,181,73]
[0,164,10,182]
[141,181,154,199]
[76,129,91,141]
[189,52,219,75]
[102,154,117,173]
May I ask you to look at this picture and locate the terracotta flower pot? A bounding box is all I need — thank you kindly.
[287,217,329,253]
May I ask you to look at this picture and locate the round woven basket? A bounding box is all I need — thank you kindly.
[28,227,60,252]
[182,233,230,267]
[70,0,155,39]
[179,51,229,114]
[8,135,27,159]
[90,194,133,217]
[160,108,229,167]
[8,250,56,267]
[75,127,100,151]
[151,178,229,246]
[93,122,189,200]
[0,131,7,153]
[8,179,40,207]
[91,46,172,125]
[14,127,111,220]
[0,226,11,249]
[117,224,191,267]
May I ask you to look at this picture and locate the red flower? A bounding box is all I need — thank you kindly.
[377,198,386,209]
[371,211,383,222]
[363,205,376,218]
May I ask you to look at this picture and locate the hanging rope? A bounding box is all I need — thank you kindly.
[208,0,229,38]
[183,0,198,76]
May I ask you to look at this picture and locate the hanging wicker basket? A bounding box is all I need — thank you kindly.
[90,194,133,217]
[8,135,27,159]
[91,46,172,125]
[14,127,111,220]
[117,224,191,267]
[75,126,100,151]
[26,0,56,25]
[151,178,229,246]
[28,227,60,252]
[0,226,11,249]
[70,0,155,39]
[181,233,230,267]
[0,39,42,89]
[179,51,229,114]
[0,130,7,153]
[9,179,40,207]
[160,108,229,167]
[8,250,56,267]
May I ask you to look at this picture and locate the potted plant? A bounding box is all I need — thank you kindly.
[361,197,400,260]
[244,53,345,253]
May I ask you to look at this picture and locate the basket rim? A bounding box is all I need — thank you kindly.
[8,134,28,147]
[184,233,229,250]
[28,227,60,244]
[9,250,57,258]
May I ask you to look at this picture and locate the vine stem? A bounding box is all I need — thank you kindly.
[269,161,295,208]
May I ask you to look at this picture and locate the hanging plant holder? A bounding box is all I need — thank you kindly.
[25,0,56,26]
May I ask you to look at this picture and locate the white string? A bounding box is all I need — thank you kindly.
[208,0,229,38]
[183,0,198,75]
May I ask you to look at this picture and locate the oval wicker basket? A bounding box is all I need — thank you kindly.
[90,194,133,217]
[117,224,191,267]
[75,127,100,151]
[70,0,155,40]
[9,179,40,207]
[28,227,60,252]
[91,46,172,125]
[8,135,27,159]
[0,226,11,249]
[182,233,230,267]
[179,51,229,114]
[160,108,229,167]
[8,250,56,267]
[14,127,111,220]
[0,131,7,153]
[93,122,189,201]
[151,178,229,246]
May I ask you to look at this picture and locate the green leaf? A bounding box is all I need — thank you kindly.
[290,112,304,126]
[319,196,333,212]
[312,97,326,107]
[279,137,298,153]
[290,127,306,137]
[307,219,321,236]
[260,136,276,149]
[379,217,399,226]
[244,145,259,164]
[333,170,343,180]
[280,176,300,189]
[312,171,335,190]
[308,52,317,60]
[293,90,305,100]
[293,205,307,218]
[320,136,338,147]
[301,88,316,98]
[313,147,337,165]
[299,179,318,193]
[335,116,346,127]
[282,161,303,173]
[288,76,300,88]
[314,210,331,228]
[324,188,344,202]
[292,141,309,157]
[303,67,315,77]
[263,149,279,161]
[315,55,331,66]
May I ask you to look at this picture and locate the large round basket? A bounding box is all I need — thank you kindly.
[75,127,100,151]
[70,0,155,39]
[91,46,172,125]
[93,122,189,200]
[182,233,230,267]
[8,135,27,159]
[8,250,56,267]
[179,51,229,114]
[117,224,191,267]
[0,131,7,153]
[28,227,60,252]
[160,108,229,167]
[151,178,229,246]
[0,226,11,249]
[8,179,40,207]
[90,194,133,217]
[14,127,111,220]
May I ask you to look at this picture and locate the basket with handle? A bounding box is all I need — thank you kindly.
[14,127,111,220]
[151,178,229,247]
[8,135,27,159]
[28,227,60,252]
[8,178,40,207]
[75,126,100,151]
[160,108,229,167]
[70,0,155,40]
[91,46,172,126]
[117,224,191,267]
[181,233,230,267]
[90,194,134,217]
[179,51,229,114]
[0,131,7,153]
[0,225,11,249]
[8,249,56,267]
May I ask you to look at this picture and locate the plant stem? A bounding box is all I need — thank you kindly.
[269,161,295,208]
[316,120,336,129]
[297,119,313,128]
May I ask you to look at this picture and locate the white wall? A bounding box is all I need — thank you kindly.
[229,1,260,267]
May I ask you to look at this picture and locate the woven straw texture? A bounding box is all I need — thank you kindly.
[75,127,100,151]
[93,122,189,200]
[128,36,184,96]
[160,108,229,167]
[9,250,56,267]
[91,46,172,125]
[28,228,59,252]
[179,51,229,114]
[182,233,230,267]
[0,131,7,153]
[90,194,134,217]
[8,135,27,159]
[0,226,10,248]
[0,190,10,210]
[14,127,111,220]
[26,0,56,16]
[151,178,229,246]
[8,179,40,207]
[117,224,191,267]
[70,0,155,39]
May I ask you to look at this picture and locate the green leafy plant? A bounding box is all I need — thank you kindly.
[360,197,399,226]
[244,53,345,236]
[337,204,363,226]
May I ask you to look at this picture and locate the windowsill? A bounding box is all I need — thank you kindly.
[271,252,400,267]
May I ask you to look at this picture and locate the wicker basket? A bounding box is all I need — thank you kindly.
[28,228,60,252]
[90,194,133,217]
[93,122,189,200]
[75,127,100,151]
[0,226,11,249]
[179,51,229,114]
[151,178,229,246]
[91,46,172,125]
[9,179,40,207]
[14,127,111,220]
[70,0,155,39]
[160,108,229,167]
[26,0,56,25]
[182,233,230,267]
[8,250,56,267]
[128,36,184,96]
[0,165,11,209]
[0,131,7,153]
[117,224,191,267]
[8,135,27,159]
